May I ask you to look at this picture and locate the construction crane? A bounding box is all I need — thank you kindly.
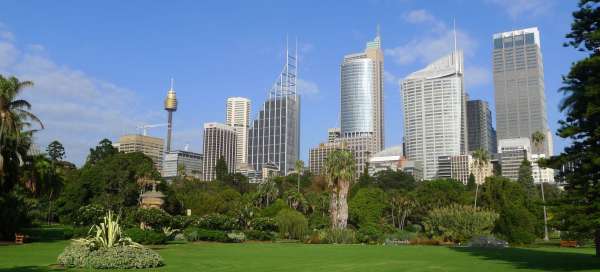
[137,123,168,136]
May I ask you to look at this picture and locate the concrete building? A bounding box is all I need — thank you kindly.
[336,136,376,175]
[498,138,530,181]
[226,97,251,169]
[202,122,236,181]
[367,145,422,180]
[437,154,492,185]
[467,100,497,154]
[247,47,300,176]
[340,29,384,154]
[493,27,553,155]
[117,134,164,172]
[532,153,555,184]
[402,50,466,180]
[328,128,341,143]
[309,141,341,175]
[162,150,203,180]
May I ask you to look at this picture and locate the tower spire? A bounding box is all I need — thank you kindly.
[376,24,381,39]
[453,18,457,54]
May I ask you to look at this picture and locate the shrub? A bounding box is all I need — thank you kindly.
[323,229,357,244]
[193,214,239,231]
[227,232,246,243]
[424,204,498,243]
[171,215,192,229]
[134,208,172,230]
[349,187,386,228]
[308,213,330,230]
[184,227,229,242]
[244,230,275,241]
[275,209,308,240]
[259,199,287,217]
[387,230,417,241]
[22,226,75,241]
[466,236,509,248]
[72,204,106,226]
[72,227,91,238]
[250,217,277,232]
[357,224,383,244]
[124,228,167,245]
[57,242,163,269]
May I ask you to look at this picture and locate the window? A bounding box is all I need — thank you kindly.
[494,38,503,49]
[525,33,535,44]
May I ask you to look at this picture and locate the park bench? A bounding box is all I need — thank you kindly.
[560,240,578,247]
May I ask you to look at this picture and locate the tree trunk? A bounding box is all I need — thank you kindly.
[391,206,396,229]
[47,190,53,225]
[595,228,600,257]
[337,180,350,229]
[540,182,549,241]
[474,183,479,208]
[329,190,339,229]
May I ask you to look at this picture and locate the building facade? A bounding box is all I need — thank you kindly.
[493,27,552,155]
[117,134,164,172]
[226,97,251,169]
[340,30,384,153]
[328,128,341,143]
[247,48,300,176]
[202,122,236,181]
[401,50,466,180]
[498,138,530,181]
[467,100,497,154]
[309,141,341,175]
[162,150,203,179]
[531,153,555,184]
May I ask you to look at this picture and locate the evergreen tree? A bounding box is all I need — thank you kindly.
[46,140,65,161]
[215,156,229,182]
[86,139,118,165]
[467,173,476,191]
[540,0,600,256]
[517,159,534,190]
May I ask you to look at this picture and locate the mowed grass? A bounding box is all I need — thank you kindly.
[1,241,600,272]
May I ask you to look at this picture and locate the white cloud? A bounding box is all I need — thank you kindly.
[384,70,398,84]
[486,0,554,19]
[464,65,491,88]
[0,26,149,164]
[403,9,445,31]
[297,78,320,96]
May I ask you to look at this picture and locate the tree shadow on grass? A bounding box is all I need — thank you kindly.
[0,266,59,272]
[452,247,600,271]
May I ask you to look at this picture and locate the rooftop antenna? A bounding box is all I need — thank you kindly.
[376,24,381,38]
[453,18,458,73]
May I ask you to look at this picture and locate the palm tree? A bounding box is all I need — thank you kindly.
[324,149,356,229]
[471,148,490,208]
[0,75,43,192]
[531,131,549,241]
[294,160,304,193]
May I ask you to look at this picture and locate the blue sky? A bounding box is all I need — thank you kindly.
[0,0,584,165]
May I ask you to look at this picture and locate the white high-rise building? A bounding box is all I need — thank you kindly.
[202,122,236,181]
[226,97,251,169]
[401,50,465,180]
[493,27,552,155]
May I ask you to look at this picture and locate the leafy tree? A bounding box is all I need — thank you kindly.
[294,160,304,193]
[472,149,490,208]
[275,209,308,240]
[215,156,229,182]
[414,179,469,216]
[424,204,498,243]
[517,159,534,190]
[467,174,476,191]
[349,187,386,229]
[47,140,65,161]
[387,190,417,230]
[541,0,600,256]
[86,139,117,165]
[372,169,416,192]
[324,149,357,229]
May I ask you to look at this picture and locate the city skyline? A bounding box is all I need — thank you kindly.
[0,1,582,165]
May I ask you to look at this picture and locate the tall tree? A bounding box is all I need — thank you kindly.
[531,131,550,241]
[541,0,600,256]
[86,139,117,165]
[295,160,304,193]
[472,149,490,208]
[324,149,356,229]
[215,156,229,182]
[531,131,546,154]
[47,140,65,161]
[517,159,534,190]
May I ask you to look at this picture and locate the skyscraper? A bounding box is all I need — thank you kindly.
[247,45,300,176]
[162,150,203,179]
[117,134,164,172]
[467,100,497,154]
[493,27,552,155]
[202,122,236,181]
[340,30,384,153]
[164,79,177,152]
[226,97,251,169]
[401,50,465,180]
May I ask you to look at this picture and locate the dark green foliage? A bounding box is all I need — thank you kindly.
[423,204,499,243]
[193,213,240,231]
[413,179,469,220]
[86,138,118,165]
[349,187,386,228]
[21,226,74,241]
[244,230,275,241]
[171,215,193,230]
[275,209,308,240]
[321,228,357,244]
[0,191,30,240]
[372,169,417,192]
[133,208,173,229]
[517,159,534,190]
[250,217,277,232]
[72,204,106,226]
[46,140,65,161]
[57,243,164,269]
[357,223,383,244]
[173,180,241,216]
[259,199,287,217]
[467,174,476,191]
[215,156,229,182]
[124,228,168,245]
[184,227,229,242]
[479,176,540,244]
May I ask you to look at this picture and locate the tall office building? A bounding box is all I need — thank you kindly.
[498,138,530,181]
[493,27,552,155]
[162,150,203,179]
[247,46,300,176]
[327,128,341,143]
[467,100,497,154]
[309,141,341,175]
[401,50,466,180]
[226,97,251,169]
[117,134,164,172]
[340,29,384,153]
[202,122,236,181]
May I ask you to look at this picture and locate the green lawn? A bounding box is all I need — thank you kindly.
[1,241,600,271]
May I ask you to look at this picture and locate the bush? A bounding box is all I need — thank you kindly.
[357,224,383,244]
[323,229,357,244]
[227,232,246,243]
[184,227,229,242]
[466,236,509,248]
[124,228,167,245]
[21,226,75,241]
[72,227,91,238]
[250,217,277,232]
[244,230,275,241]
[171,215,192,229]
[57,243,163,269]
[349,187,386,228]
[72,204,106,227]
[386,230,417,242]
[275,209,308,240]
[133,208,172,230]
[192,214,239,231]
[259,199,287,217]
[424,204,499,243]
